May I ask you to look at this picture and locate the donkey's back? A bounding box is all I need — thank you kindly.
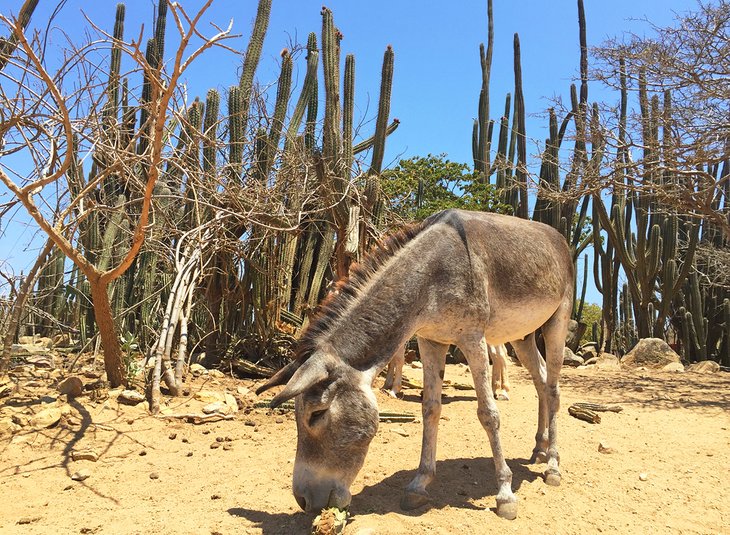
[415,209,574,346]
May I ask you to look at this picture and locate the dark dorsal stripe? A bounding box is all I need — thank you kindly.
[294,221,427,364]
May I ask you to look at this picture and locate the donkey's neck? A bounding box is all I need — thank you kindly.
[322,246,431,374]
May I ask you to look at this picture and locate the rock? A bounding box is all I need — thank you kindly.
[583,356,599,366]
[58,376,84,398]
[149,472,160,480]
[30,406,62,428]
[52,333,72,347]
[190,363,208,376]
[224,393,239,414]
[563,347,584,367]
[390,427,409,437]
[639,473,648,482]
[622,338,681,369]
[236,386,251,396]
[202,401,231,415]
[194,390,225,403]
[71,469,91,481]
[687,361,721,374]
[71,450,99,462]
[25,355,53,367]
[598,441,616,454]
[0,416,19,436]
[208,369,225,378]
[118,390,145,405]
[662,362,685,373]
[565,320,587,352]
[579,346,598,361]
[595,354,621,371]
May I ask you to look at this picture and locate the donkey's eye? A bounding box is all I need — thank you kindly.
[309,408,328,427]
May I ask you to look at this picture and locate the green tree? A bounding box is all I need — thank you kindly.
[381,154,511,221]
[579,302,602,346]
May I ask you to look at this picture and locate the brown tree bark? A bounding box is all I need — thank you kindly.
[88,276,126,388]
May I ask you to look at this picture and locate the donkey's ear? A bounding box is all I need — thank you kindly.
[256,359,302,396]
[269,356,333,408]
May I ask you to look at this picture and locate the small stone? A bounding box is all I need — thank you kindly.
[71,450,99,462]
[224,393,239,414]
[169,433,177,440]
[222,443,233,451]
[237,386,250,396]
[57,376,84,397]
[186,452,193,457]
[194,390,225,404]
[71,469,91,481]
[598,442,615,454]
[190,363,208,376]
[149,472,160,480]
[211,494,221,500]
[639,473,648,481]
[662,362,685,373]
[275,417,284,424]
[563,347,584,367]
[687,361,721,374]
[118,390,145,405]
[30,406,62,428]
[202,401,231,415]
[390,427,409,437]
[244,420,256,427]
[208,370,225,378]
[17,516,40,525]
[127,418,135,425]
[139,450,147,456]
[210,442,220,449]
[216,436,225,442]
[182,437,189,443]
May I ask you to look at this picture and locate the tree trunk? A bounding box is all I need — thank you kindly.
[88,277,126,387]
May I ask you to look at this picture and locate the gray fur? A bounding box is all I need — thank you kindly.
[257,209,574,519]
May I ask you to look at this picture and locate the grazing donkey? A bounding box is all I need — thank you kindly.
[382,343,511,400]
[257,209,573,520]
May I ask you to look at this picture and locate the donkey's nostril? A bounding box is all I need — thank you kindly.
[295,495,307,511]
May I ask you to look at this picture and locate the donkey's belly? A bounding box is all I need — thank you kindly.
[483,300,560,344]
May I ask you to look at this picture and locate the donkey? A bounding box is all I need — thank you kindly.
[257,209,574,520]
[382,343,511,400]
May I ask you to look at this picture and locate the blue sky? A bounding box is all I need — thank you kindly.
[1,0,699,302]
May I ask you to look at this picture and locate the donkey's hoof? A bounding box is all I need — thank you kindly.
[401,489,431,510]
[495,391,510,401]
[544,469,561,486]
[495,499,518,520]
[530,450,548,464]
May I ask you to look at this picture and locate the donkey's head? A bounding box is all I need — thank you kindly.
[256,351,379,512]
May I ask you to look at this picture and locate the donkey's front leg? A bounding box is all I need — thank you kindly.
[460,336,518,520]
[401,337,448,510]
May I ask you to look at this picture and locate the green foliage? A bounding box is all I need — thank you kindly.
[382,154,512,221]
[579,302,602,345]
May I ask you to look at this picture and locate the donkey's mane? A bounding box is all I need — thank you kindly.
[294,220,427,363]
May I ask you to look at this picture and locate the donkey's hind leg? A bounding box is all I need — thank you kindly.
[509,334,549,465]
[382,345,405,398]
[489,344,511,400]
[460,335,518,520]
[537,304,570,486]
[401,337,448,511]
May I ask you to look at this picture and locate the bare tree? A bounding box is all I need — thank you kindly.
[0,1,234,386]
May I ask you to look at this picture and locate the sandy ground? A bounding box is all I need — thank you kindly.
[1,360,729,535]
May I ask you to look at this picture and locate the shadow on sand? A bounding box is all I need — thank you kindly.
[229,456,544,533]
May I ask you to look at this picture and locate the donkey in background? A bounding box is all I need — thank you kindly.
[257,209,574,520]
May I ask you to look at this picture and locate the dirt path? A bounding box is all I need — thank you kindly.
[1,362,729,534]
